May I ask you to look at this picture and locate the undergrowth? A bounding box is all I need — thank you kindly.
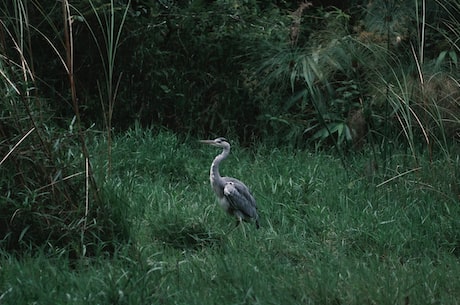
[1,130,459,304]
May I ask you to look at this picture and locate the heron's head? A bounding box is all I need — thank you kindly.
[199,137,230,148]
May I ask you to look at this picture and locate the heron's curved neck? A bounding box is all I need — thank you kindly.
[211,146,230,182]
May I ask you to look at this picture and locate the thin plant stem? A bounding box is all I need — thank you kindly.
[0,127,35,166]
[62,0,101,218]
[86,0,130,177]
[382,0,392,173]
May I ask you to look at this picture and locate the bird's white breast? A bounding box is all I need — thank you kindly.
[217,196,231,212]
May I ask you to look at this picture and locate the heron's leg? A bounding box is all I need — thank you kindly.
[226,219,239,235]
[227,217,243,235]
[234,216,246,238]
[240,220,247,238]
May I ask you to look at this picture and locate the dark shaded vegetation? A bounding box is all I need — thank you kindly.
[0,0,459,260]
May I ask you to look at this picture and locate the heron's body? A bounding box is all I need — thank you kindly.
[201,137,260,229]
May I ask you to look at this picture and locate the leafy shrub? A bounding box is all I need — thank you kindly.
[254,0,460,156]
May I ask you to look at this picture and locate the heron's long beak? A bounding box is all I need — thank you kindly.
[199,140,214,145]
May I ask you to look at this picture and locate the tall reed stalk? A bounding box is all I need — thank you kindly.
[61,0,102,242]
[77,0,130,177]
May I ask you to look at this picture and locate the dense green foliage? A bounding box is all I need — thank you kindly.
[1,130,460,304]
[2,0,459,142]
[0,2,459,301]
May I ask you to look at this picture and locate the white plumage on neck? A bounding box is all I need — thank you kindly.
[210,145,230,188]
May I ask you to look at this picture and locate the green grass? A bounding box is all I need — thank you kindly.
[1,129,460,304]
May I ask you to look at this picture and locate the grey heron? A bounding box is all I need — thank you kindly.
[200,137,260,229]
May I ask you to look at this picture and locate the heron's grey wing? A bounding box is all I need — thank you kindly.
[223,179,258,219]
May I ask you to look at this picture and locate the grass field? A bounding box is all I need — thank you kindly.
[1,130,460,305]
